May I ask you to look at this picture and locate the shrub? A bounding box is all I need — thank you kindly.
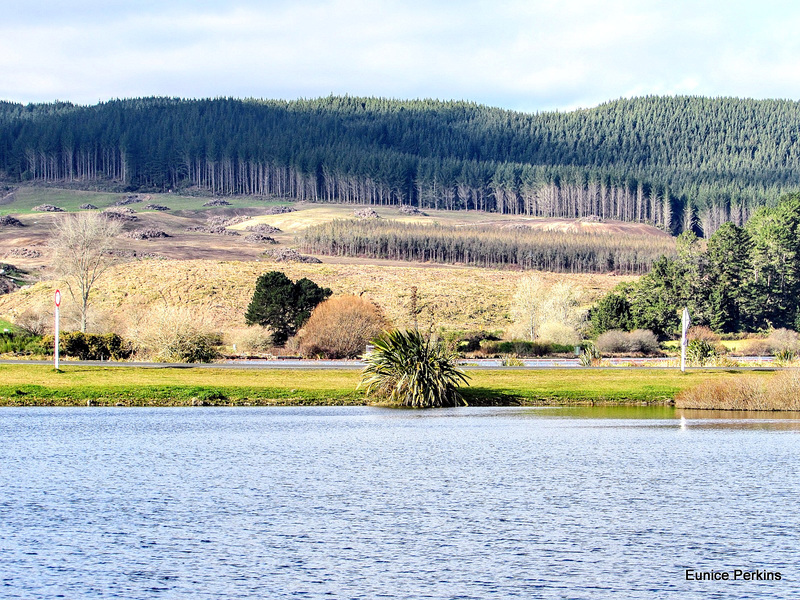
[538,322,581,346]
[53,331,133,360]
[579,342,601,366]
[588,292,632,336]
[774,349,797,365]
[767,328,799,354]
[0,331,48,356]
[596,329,659,355]
[441,330,500,353]
[360,329,470,407]
[627,329,660,354]
[231,328,275,355]
[737,339,770,356]
[298,295,388,358]
[686,339,717,366]
[595,329,628,354]
[687,326,720,343]
[130,306,222,363]
[14,307,51,336]
[480,340,556,357]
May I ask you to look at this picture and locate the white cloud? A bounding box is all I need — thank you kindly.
[2,0,800,110]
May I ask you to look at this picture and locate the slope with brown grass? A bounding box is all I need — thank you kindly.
[0,259,632,335]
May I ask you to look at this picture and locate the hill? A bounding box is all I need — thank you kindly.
[0,259,631,340]
[0,188,639,338]
[3,96,800,236]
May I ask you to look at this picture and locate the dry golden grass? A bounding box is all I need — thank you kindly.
[1,190,645,336]
[0,259,632,335]
[231,203,670,237]
[676,370,800,410]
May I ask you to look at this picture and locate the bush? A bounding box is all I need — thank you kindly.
[538,322,581,346]
[130,306,222,363]
[231,328,275,355]
[588,292,631,336]
[686,339,717,366]
[360,329,469,407]
[737,339,770,356]
[48,331,133,360]
[166,332,222,363]
[596,329,659,355]
[687,326,720,343]
[595,330,628,353]
[627,329,660,354]
[0,331,48,356]
[441,330,500,353]
[767,328,799,354]
[298,295,387,358]
[14,307,51,336]
[480,340,557,357]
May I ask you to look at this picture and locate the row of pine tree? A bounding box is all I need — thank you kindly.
[1,95,799,235]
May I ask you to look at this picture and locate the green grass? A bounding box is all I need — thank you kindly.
[0,364,775,407]
[465,368,774,404]
[1,187,293,216]
[0,364,364,406]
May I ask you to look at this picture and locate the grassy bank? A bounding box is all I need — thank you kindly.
[0,364,774,407]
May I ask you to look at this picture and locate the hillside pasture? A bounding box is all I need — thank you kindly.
[0,259,631,336]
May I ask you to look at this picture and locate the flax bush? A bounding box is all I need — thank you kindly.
[360,329,470,407]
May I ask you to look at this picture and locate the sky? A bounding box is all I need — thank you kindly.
[2,0,800,113]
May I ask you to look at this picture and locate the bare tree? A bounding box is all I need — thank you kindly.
[511,275,585,341]
[49,213,122,332]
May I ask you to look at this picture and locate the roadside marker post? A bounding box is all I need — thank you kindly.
[54,289,61,370]
[680,307,690,372]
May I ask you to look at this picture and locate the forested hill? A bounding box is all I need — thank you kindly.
[2,95,800,235]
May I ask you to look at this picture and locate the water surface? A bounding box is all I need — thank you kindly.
[1,406,797,599]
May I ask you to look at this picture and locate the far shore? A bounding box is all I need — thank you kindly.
[0,364,781,408]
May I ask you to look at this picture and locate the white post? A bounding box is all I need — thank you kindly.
[54,289,61,370]
[680,307,690,373]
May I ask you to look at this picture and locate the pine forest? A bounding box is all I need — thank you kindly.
[300,220,674,274]
[2,95,800,236]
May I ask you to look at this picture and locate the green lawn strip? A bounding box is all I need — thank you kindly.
[0,364,777,407]
[2,187,294,215]
[0,365,364,406]
[463,369,776,405]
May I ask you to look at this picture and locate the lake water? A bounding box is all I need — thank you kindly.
[1,406,798,599]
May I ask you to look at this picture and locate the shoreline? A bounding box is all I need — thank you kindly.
[0,363,782,408]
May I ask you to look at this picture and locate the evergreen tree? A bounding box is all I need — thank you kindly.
[245,271,332,345]
[588,290,633,336]
[706,222,752,332]
[745,195,800,329]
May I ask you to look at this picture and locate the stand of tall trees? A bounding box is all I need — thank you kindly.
[1,95,799,235]
[301,220,675,275]
[589,194,800,336]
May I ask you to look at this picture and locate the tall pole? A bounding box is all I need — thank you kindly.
[54,289,61,370]
[680,307,690,373]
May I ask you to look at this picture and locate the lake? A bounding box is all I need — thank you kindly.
[1,406,798,599]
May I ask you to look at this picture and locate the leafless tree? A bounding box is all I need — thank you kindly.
[49,212,122,332]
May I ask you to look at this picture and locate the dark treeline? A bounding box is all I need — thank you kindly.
[590,194,800,336]
[300,220,675,275]
[2,95,800,235]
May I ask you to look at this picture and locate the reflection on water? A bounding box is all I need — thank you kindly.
[1,406,798,599]
[534,405,800,430]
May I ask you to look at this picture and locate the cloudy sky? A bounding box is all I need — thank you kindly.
[2,0,800,112]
